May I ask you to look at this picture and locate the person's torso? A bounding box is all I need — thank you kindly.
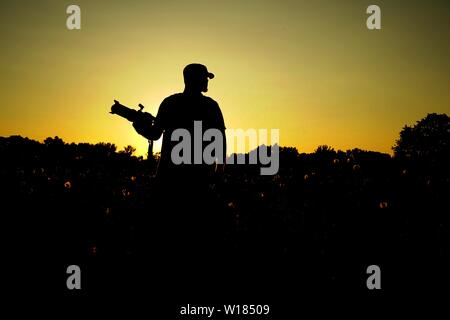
[157,93,223,180]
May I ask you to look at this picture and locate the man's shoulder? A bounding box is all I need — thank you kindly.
[202,95,218,106]
[163,93,219,106]
[162,93,184,104]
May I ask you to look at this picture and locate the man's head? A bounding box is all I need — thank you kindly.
[183,63,214,93]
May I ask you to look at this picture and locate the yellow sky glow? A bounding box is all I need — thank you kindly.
[1,0,449,156]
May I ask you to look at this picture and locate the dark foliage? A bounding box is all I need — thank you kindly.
[1,116,448,295]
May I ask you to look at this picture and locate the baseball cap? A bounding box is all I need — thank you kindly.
[183,63,215,80]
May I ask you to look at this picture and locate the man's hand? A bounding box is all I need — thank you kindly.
[132,117,149,136]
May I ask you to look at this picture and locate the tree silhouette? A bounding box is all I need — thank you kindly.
[315,145,335,154]
[393,113,449,164]
[44,136,64,147]
[121,145,136,156]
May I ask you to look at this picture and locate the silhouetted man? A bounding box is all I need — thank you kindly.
[132,63,227,259]
[133,63,226,184]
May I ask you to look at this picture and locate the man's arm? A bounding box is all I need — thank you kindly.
[133,118,163,140]
[133,99,168,140]
[215,100,226,173]
[216,128,227,173]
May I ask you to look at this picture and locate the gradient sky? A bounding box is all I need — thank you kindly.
[1,0,449,156]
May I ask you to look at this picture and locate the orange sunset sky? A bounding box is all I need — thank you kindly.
[1,0,449,156]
